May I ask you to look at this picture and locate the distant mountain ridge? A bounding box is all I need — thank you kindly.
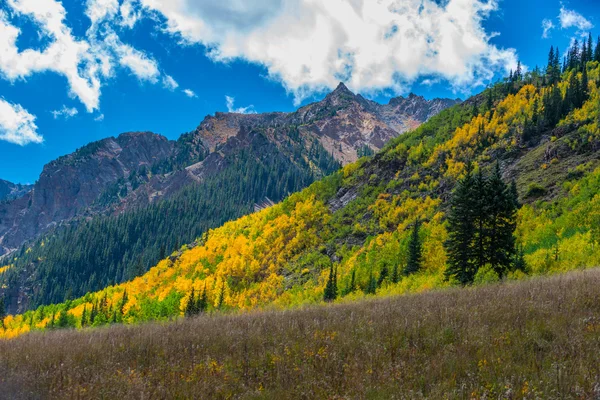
[0,85,459,259]
[0,180,32,202]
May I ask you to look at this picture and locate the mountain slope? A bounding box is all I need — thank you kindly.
[0,86,458,313]
[2,55,599,337]
[0,180,31,202]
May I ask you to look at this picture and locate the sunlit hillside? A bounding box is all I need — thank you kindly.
[2,53,600,339]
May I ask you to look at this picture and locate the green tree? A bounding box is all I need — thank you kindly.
[445,163,477,284]
[197,284,208,313]
[185,287,197,317]
[0,297,5,328]
[364,269,377,295]
[485,164,518,278]
[390,264,399,284]
[377,262,389,287]
[404,219,423,275]
[323,264,338,302]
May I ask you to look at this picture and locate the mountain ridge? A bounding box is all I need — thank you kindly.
[0,87,459,258]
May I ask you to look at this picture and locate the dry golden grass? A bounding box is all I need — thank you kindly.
[2,270,600,399]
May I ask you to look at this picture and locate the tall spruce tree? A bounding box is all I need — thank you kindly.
[0,297,5,328]
[445,163,477,284]
[364,269,377,295]
[405,219,423,275]
[446,163,519,284]
[323,264,338,302]
[485,163,518,278]
[185,287,197,317]
[595,36,600,62]
[197,283,208,313]
[377,262,389,287]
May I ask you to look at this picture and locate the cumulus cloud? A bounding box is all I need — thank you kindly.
[51,105,79,120]
[542,19,555,38]
[115,41,160,82]
[225,96,255,114]
[0,98,43,145]
[0,2,102,111]
[120,0,141,28]
[183,89,197,98]
[559,7,593,32]
[0,0,174,115]
[138,0,518,103]
[94,114,105,122]
[163,75,179,91]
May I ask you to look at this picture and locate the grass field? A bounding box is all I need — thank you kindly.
[2,269,600,399]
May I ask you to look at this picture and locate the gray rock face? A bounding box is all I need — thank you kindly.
[0,132,174,255]
[0,85,460,257]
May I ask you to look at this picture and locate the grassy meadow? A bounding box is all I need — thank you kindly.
[2,269,600,399]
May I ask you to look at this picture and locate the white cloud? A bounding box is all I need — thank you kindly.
[0,98,43,145]
[542,19,555,39]
[94,113,105,122]
[183,89,197,98]
[85,0,119,27]
[0,0,173,114]
[115,41,160,82]
[163,75,179,91]
[225,96,255,114]
[51,105,79,120]
[0,2,102,111]
[138,0,518,103]
[559,7,593,32]
[120,0,141,28]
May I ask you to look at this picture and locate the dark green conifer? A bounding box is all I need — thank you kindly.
[445,163,477,284]
[405,218,423,275]
[377,262,389,287]
[364,269,377,295]
[324,264,338,302]
[185,287,197,317]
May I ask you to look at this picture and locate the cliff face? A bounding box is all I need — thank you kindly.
[0,132,174,255]
[0,85,460,258]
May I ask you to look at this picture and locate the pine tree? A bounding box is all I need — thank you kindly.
[90,302,98,325]
[197,283,208,313]
[473,169,489,270]
[185,287,197,316]
[547,46,555,79]
[405,218,423,275]
[217,281,226,309]
[0,297,5,328]
[364,269,377,295]
[445,163,477,284]
[390,264,399,284]
[515,61,523,81]
[323,264,338,302]
[514,244,527,273]
[582,63,589,103]
[587,33,593,63]
[595,36,600,62]
[374,262,387,287]
[485,163,518,278]
[81,305,87,327]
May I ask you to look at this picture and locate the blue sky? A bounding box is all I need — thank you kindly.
[0,0,598,184]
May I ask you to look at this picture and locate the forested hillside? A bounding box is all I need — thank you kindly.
[2,36,600,338]
[0,85,456,315]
